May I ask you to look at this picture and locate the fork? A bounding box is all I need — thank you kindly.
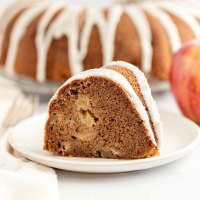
[0,94,39,134]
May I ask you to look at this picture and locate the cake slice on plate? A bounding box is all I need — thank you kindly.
[44,61,162,159]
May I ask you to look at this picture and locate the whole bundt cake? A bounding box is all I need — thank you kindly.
[44,61,162,159]
[1,0,200,82]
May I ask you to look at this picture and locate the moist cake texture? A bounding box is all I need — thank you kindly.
[44,61,162,159]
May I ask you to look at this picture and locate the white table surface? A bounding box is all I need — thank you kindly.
[37,92,200,200]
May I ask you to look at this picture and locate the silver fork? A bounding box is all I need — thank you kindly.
[0,94,39,134]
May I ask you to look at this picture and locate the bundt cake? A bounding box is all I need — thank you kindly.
[44,61,162,159]
[1,0,200,82]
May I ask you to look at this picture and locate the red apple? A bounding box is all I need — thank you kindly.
[170,40,200,123]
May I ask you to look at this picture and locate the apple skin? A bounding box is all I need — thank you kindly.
[170,40,200,123]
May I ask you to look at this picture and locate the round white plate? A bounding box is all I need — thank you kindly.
[8,112,200,173]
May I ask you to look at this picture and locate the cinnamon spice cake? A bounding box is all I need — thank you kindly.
[44,61,163,159]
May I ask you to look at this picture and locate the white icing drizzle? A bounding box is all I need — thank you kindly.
[103,6,122,64]
[52,67,157,146]
[2,0,200,81]
[36,5,123,81]
[36,6,82,82]
[36,2,67,82]
[124,5,152,73]
[0,0,37,64]
[155,1,200,39]
[5,3,50,74]
[79,6,123,65]
[79,7,107,64]
[107,61,162,147]
[80,5,153,71]
[142,4,181,52]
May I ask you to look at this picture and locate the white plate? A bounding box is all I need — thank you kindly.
[8,112,200,173]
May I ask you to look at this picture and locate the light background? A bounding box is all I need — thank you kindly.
[1,0,200,12]
[0,0,110,10]
[0,1,200,200]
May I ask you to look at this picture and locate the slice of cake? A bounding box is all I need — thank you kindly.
[44,61,162,159]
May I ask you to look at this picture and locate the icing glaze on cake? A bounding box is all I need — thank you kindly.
[107,61,162,147]
[5,2,50,74]
[1,0,200,82]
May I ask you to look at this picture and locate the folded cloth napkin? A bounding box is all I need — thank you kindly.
[0,77,59,200]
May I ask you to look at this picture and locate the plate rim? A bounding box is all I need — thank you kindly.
[8,112,200,169]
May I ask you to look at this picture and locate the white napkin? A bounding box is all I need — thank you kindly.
[0,77,59,200]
